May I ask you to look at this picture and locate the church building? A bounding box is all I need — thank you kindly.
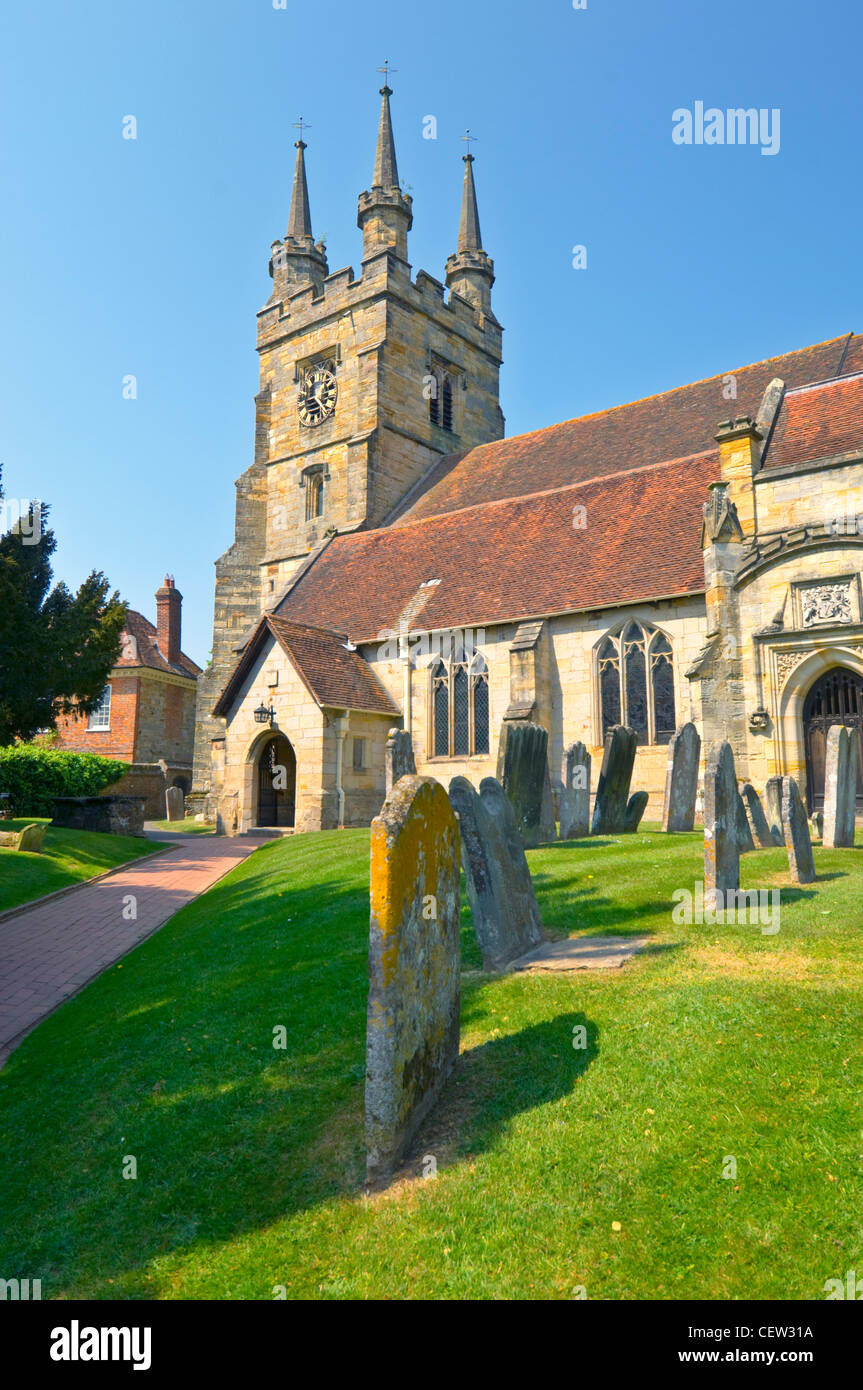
[191,83,863,834]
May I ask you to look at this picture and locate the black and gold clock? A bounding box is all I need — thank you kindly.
[297,362,337,427]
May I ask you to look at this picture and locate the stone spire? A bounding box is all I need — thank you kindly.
[372,84,400,190]
[445,143,495,318]
[457,151,482,252]
[268,126,328,298]
[357,80,412,265]
[287,137,314,241]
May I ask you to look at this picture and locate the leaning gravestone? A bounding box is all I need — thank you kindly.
[661,722,701,832]
[765,776,784,846]
[448,776,544,971]
[823,725,858,849]
[735,791,756,853]
[539,765,557,843]
[623,790,649,832]
[559,742,591,839]
[741,783,774,848]
[591,725,637,834]
[165,785,185,822]
[365,776,461,1184]
[704,741,740,901]
[497,721,549,848]
[781,776,816,884]
[384,727,417,796]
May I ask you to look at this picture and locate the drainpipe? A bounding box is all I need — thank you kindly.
[333,711,349,828]
[402,653,412,734]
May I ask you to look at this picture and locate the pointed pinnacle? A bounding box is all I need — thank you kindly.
[457,152,482,253]
[287,138,313,241]
[372,85,399,189]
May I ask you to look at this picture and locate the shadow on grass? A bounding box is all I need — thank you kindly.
[393,1011,600,1184]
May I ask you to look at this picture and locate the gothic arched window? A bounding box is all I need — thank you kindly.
[597,622,676,745]
[304,468,324,522]
[430,651,490,757]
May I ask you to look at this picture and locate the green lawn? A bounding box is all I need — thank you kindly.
[147,817,215,835]
[0,823,860,1300]
[0,818,166,914]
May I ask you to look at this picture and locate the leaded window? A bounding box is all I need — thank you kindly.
[598,622,676,745]
[430,652,489,757]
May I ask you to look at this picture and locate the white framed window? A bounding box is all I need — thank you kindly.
[88,686,112,731]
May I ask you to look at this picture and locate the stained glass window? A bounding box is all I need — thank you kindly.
[598,622,676,745]
[598,637,621,735]
[624,623,648,743]
[472,654,490,755]
[432,661,449,756]
[650,634,676,743]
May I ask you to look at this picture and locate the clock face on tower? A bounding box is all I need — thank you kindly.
[297,362,337,427]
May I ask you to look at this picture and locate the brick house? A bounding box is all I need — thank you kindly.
[54,576,201,817]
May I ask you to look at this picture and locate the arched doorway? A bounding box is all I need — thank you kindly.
[803,666,863,811]
[257,734,296,827]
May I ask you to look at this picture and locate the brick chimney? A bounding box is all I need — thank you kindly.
[155,574,182,665]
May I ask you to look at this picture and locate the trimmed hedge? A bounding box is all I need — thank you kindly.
[0,745,126,818]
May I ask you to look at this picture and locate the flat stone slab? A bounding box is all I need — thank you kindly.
[511,934,650,973]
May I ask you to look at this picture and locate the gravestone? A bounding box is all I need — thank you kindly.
[704,741,740,900]
[781,776,816,884]
[366,776,461,1184]
[559,742,591,840]
[765,776,784,846]
[165,785,185,822]
[539,765,557,843]
[823,725,858,849]
[623,790,649,832]
[0,822,46,853]
[384,727,417,796]
[741,783,774,848]
[496,721,549,848]
[809,811,824,841]
[661,722,701,832]
[735,791,756,853]
[448,776,543,971]
[591,725,637,834]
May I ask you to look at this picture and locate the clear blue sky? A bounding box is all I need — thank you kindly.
[1,0,861,665]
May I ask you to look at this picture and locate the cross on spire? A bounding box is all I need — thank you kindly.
[376,59,397,92]
[292,115,311,148]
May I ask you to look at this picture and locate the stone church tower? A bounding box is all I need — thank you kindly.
[191,85,505,811]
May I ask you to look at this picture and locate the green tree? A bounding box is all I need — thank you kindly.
[0,469,127,744]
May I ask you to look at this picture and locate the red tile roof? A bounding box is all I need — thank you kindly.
[276,452,720,641]
[213,615,400,717]
[763,372,863,470]
[115,610,201,679]
[390,333,863,524]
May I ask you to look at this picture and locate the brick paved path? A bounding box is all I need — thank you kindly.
[0,833,269,1066]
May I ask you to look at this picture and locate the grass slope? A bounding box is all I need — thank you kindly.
[0,818,165,914]
[0,825,860,1300]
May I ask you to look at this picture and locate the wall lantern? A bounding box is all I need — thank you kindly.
[254,702,276,726]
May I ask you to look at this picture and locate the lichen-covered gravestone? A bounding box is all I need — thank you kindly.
[623,790,649,832]
[591,725,637,834]
[448,776,543,971]
[704,741,740,901]
[823,725,858,849]
[539,765,557,842]
[781,776,816,884]
[661,722,701,832]
[165,785,185,822]
[384,727,417,796]
[365,776,461,1184]
[496,721,549,848]
[765,776,784,846]
[741,783,774,848]
[559,742,591,840]
[735,791,756,853]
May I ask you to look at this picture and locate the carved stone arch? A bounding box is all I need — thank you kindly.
[777,645,863,809]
